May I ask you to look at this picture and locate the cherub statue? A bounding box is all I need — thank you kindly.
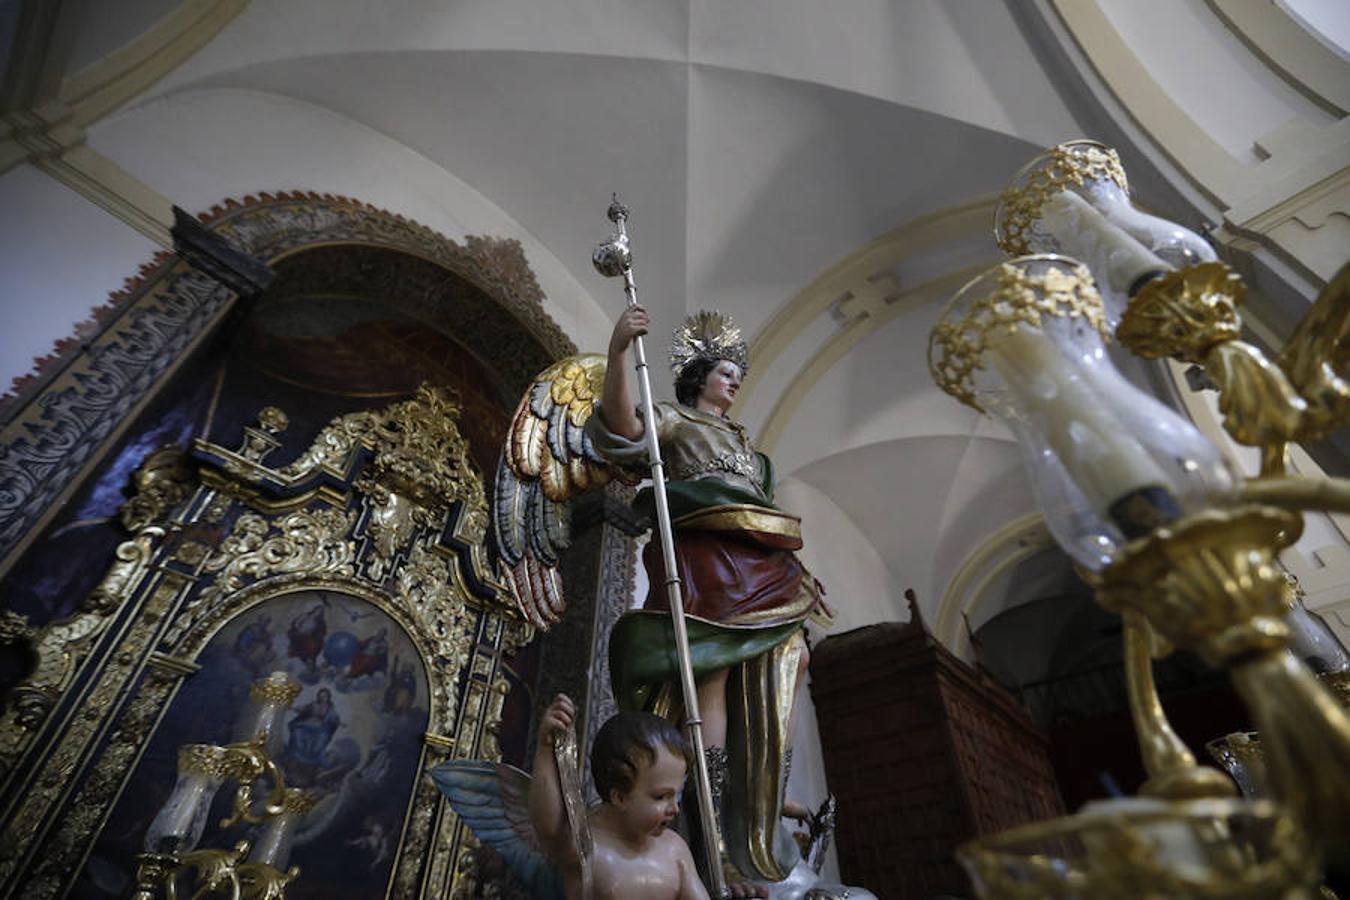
[432,694,709,899]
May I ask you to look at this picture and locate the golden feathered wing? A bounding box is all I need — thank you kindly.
[493,354,639,629]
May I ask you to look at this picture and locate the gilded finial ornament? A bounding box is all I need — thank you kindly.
[669,310,749,377]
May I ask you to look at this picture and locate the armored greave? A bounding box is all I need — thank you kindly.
[706,745,729,813]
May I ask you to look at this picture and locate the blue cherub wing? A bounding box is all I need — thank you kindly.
[429,760,566,900]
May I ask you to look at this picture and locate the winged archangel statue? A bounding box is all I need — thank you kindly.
[434,198,872,900]
[491,352,638,630]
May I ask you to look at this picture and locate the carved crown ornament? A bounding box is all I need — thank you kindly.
[0,385,533,900]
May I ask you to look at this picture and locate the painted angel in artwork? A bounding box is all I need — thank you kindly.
[491,307,852,897]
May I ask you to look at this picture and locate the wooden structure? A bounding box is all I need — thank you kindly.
[809,594,1064,898]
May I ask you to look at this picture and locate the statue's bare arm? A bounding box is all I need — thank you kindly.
[599,306,649,441]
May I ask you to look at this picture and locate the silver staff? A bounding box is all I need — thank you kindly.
[593,195,729,900]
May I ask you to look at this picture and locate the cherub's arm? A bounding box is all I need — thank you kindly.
[674,834,712,900]
[599,305,648,441]
[527,694,580,868]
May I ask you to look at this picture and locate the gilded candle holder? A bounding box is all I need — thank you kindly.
[1092,504,1350,846]
[957,797,1320,899]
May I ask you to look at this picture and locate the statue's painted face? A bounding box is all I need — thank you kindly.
[698,359,742,414]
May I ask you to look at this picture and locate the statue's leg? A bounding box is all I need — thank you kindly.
[696,666,731,748]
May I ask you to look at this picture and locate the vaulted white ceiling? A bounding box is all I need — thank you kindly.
[5,0,1342,636]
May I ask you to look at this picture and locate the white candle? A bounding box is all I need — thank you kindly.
[1038,191,1169,321]
[988,324,1179,537]
[1079,182,1217,268]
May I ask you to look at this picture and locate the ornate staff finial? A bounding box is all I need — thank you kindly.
[592,193,632,278]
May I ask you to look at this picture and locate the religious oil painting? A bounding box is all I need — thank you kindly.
[76,589,431,900]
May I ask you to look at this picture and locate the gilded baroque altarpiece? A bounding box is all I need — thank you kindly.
[3,383,535,898]
[0,194,585,899]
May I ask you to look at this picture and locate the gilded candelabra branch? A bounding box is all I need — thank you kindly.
[1121,609,1235,800]
[1092,505,1350,845]
[133,734,293,898]
[166,841,250,900]
[937,139,1349,896]
[236,862,300,900]
[132,841,252,900]
[1240,476,1350,516]
[216,739,288,828]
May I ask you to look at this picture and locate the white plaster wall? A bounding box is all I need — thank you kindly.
[775,476,906,886]
[86,88,612,351]
[146,0,689,97]
[777,477,910,630]
[146,0,1080,146]
[769,304,996,479]
[0,164,159,393]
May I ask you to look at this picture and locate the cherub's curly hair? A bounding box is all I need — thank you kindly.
[590,712,689,802]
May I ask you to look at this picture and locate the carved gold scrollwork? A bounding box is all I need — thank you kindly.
[1117,261,1349,474]
[164,509,356,647]
[0,610,35,646]
[357,481,418,582]
[8,383,524,898]
[120,446,195,532]
[395,541,478,676]
[0,526,163,775]
[1277,261,1350,439]
[365,386,477,514]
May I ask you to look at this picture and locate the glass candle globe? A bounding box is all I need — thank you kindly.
[234,671,301,758]
[246,788,318,868]
[928,256,1235,571]
[1205,732,1269,799]
[994,140,1216,327]
[1286,593,1350,675]
[143,744,233,854]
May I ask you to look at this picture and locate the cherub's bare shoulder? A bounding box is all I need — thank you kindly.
[654,828,692,858]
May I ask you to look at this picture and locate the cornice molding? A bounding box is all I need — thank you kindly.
[1206,0,1349,116]
[934,512,1054,661]
[1048,0,1247,205]
[32,144,175,246]
[754,264,991,456]
[0,0,248,178]
[59,0,249,128]
[732,198,1014,466]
